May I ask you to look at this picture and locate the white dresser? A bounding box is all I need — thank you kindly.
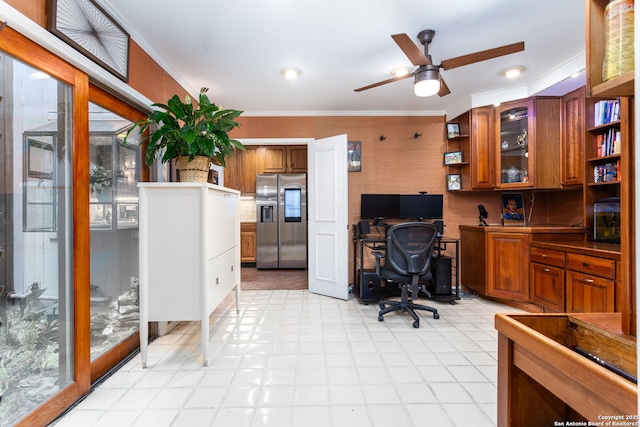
[138,183,241,367]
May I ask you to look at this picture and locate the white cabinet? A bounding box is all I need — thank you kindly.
[138,183,241,367]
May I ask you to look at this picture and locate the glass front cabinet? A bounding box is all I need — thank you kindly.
[497,100,533,187]
[495,97,561,190]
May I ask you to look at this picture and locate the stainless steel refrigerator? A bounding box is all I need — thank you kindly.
[256,173,307,269]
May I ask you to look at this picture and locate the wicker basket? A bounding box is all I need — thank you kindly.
[176,155,211,182]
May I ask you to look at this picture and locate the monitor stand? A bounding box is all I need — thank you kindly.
[371,218,388,227]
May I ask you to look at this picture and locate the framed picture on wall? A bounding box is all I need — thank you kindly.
[348,141,362,172]
[501,192,526,226]
[446,174,461,191]
[446,123,460,139]
[443,151,463,165]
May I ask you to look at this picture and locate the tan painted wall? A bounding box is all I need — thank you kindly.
[232,116,584,240]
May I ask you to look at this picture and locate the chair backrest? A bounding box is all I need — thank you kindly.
[385,222,438,276]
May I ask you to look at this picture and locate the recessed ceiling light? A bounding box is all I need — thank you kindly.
[502,66,525,79]
[280,67,301,79]
[391,67,412,78]
[31,71,50,79]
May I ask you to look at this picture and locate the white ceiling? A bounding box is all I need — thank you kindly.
[99,0,586,118]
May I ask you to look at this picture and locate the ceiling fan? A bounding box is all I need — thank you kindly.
[354,30,525,97]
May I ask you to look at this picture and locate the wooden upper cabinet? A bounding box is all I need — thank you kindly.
[470,106,495,189]
[495,97,560,190]
[288,145,308,172]
[560,86,585,187]
[263,146,287,173]
[224,145,307,194]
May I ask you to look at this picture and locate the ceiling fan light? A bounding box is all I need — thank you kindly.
[414,65,440,97]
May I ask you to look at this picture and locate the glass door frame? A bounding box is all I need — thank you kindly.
[88,85,145,382]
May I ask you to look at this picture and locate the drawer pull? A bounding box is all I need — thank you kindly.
[543,268,550,273]
[582,262,589,267]
[584,278,594,283]
[542,254,547,259]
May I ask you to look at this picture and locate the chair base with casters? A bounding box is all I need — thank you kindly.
[378,281,439,328]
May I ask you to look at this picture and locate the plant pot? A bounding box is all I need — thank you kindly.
[176,155,211,182]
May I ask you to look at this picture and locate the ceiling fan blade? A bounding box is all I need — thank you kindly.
[391,33,430,66]
[354,74,412,92]
[440,41,525,70]
[438,77,451,97]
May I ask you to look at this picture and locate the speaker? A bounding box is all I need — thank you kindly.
[357,220,370,236]
[430,256,452,296]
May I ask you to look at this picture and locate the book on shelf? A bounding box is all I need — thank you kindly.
[596,128,620,157]
[594,98,620,126]
[593,161,620,183]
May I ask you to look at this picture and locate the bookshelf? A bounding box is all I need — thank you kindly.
[445,112,470,191]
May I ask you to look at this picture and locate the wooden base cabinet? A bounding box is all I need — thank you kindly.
[530,247,566,312]
[461,226,584,305]
[566,271,615,313]
[530,241,621,319]
[530,263,565,312]
[240,222,256,263]
[486,232,530,301]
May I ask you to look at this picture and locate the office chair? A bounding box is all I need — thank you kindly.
[372,222,439,328]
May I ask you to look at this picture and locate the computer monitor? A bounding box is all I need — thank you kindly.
[360,194,400,224]
[399,194,444,220]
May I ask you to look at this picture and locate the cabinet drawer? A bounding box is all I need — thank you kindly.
[530,263,565,312]
[566,253,615,279]
[530,247,565,268]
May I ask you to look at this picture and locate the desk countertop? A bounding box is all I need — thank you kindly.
[530,240,621,259]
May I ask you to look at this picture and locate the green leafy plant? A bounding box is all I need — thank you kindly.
[125,87,245,167]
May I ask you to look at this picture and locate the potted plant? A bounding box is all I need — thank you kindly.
[125,87,245,182]
[89,165,112,197]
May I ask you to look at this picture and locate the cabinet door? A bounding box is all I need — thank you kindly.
[530,262,565,312]
[241,147,260,193]
[470,107,495,189]
[566,270,615,313]
[224,151,243,191]
[240,222,256,262]
[263,146,287,173]
[560,87,585,186]
[288,145,308,172]
[495,100,534,189]
[486,232,530,301]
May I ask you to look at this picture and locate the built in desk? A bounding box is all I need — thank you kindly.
[352,224,459,304]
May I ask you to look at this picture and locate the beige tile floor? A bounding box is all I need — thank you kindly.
[51,287,522,427]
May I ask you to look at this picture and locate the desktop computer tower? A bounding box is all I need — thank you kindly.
[430,256,452,296]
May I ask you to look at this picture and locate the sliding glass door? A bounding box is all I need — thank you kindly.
[0,52,74,427]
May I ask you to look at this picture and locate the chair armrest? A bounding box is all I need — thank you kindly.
[371,251,385,277]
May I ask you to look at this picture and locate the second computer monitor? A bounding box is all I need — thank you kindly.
[399,194,443,220]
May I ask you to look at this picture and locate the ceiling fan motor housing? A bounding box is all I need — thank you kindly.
[417,29,435,46]
[415,64,440,82]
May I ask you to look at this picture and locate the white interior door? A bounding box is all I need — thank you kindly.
[307,134,349,300]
